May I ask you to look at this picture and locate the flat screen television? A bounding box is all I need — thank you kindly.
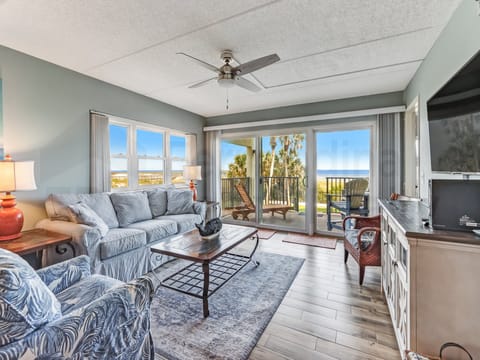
[427,50,480,173]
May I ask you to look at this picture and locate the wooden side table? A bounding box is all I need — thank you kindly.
[0,228,74,269]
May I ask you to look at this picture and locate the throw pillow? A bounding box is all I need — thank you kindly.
[166,189,194,215]
[68,201,109,237]
[147,188,168,217]
[0,248,62,346]
[110,191,152,227]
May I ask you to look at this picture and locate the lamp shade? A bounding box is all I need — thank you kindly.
[183,165,202,181]
[0,160,37,192]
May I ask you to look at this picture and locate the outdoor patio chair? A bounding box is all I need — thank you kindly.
[342,215,381,285]
[326,178,369,230]
[232,183,293,221]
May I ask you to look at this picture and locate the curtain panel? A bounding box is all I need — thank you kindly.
[378,112,401,200]
[90,112,110,193]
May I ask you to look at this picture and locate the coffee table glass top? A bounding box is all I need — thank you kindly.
[150,224,257,261]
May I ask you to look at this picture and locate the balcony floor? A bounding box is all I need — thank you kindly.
[221,210,344,234]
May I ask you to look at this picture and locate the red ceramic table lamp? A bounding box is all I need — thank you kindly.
[183,165,202,201]
[0,155,37,241]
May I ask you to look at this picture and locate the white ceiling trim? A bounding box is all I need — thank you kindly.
[203,105,406,131]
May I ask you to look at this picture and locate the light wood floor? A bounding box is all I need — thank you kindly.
[249,232,401,360]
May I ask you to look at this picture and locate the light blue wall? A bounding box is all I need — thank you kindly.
[404,0,480,200]
[206,92,404,126]
[0,45,205,229]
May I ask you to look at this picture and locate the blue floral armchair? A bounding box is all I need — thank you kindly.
[0,250,159,360]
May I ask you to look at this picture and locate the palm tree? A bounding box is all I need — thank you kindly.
[266,136,277,203]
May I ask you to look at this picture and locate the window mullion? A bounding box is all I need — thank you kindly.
[129,124,138,188]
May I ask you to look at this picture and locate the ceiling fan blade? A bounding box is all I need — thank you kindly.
[233,53,280,76]
[177,52,219,73]
[188,77,217,88]
[235,76,261,92]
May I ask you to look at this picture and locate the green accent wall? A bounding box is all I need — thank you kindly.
[0,45,205,229]
[404,0,480,200]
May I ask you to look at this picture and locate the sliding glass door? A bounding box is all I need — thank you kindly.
[259,133,306,230]
[219,136,257,224]
[218,124,374,235]
[315,128,371,234]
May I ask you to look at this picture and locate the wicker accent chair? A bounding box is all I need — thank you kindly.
[342,215,381,285]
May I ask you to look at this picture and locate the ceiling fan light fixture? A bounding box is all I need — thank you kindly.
[217,77,235,88]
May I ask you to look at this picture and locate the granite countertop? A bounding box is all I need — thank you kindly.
[378,199,480,246]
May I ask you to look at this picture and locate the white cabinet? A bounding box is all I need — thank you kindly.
[381,210,410,355]
[380,201,480,359]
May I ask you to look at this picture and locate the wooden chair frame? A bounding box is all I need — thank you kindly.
[342,215,381,285]
[231,183,293,221]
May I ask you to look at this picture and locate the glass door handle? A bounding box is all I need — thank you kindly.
[302,176,308,187]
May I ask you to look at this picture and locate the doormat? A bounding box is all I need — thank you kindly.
[256,229,276,239]
[283,233,337,249]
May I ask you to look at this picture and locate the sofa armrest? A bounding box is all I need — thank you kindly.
[36,219,102,259]
[193,201,207,220]
[0,275,157,360]
[37,255,91,295]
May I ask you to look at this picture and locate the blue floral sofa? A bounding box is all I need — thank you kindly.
[36,186,206,282]
[0,249,159,359]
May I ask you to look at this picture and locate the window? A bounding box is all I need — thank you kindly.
[110,124,129,188]
[170,135,187,184]
[109,118,194,190]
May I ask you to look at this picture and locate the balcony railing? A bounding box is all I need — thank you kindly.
[221,176,299,211]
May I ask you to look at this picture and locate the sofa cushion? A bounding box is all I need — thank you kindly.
[0,249,62,346]
[127,219,178,243]
[67,201,109,237]
[110,191,153,227]
[147,188,168,217]
[344,229,375,251]
[99,228,147,260]
[46,192,119,228]
[166,189,194,215]
[158,214,203,233]
[56,274,123,314]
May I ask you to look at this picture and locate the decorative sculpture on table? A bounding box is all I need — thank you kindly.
[196,218,222,240]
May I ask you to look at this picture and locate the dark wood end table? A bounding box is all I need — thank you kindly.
[0,228,74,269]
[151,224,259,317]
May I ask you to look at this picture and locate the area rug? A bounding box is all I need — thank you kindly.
[256,228,276,239]
[282,233,337,249]
[150,252,304,360]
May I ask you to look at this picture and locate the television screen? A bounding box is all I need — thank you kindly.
[427,50,480,173]
[431,179,480,232]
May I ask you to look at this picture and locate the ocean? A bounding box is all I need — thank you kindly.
[316,169,369,177]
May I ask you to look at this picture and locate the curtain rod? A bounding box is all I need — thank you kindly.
[203,105,405,132]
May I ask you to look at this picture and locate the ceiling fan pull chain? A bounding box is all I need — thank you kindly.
[226,88,229,110]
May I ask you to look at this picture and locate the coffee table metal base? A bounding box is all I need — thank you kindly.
[161,235,259,317]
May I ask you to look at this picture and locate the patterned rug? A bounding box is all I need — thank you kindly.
[256,228,276,239]
[150,252,304,360]
[283,233,337,249]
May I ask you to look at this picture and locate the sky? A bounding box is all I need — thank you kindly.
[110,125,186,171]
[220,129,370,171]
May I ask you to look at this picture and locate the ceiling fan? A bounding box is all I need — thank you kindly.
[177,50,280,92]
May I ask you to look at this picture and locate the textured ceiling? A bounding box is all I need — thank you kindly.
[0,0,462,117]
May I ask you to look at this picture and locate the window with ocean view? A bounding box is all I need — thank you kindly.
[109,119,193,189]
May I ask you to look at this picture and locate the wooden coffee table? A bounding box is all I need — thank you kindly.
[150,224,259,317]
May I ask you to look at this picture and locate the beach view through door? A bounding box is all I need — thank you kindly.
[316,129,371,234]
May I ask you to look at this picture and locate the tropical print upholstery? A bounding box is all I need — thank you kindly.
[0,251,158,360]
[344,228,375,250]
[0,249,62,347]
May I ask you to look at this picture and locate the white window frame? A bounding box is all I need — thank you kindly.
[109,116,194,190]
